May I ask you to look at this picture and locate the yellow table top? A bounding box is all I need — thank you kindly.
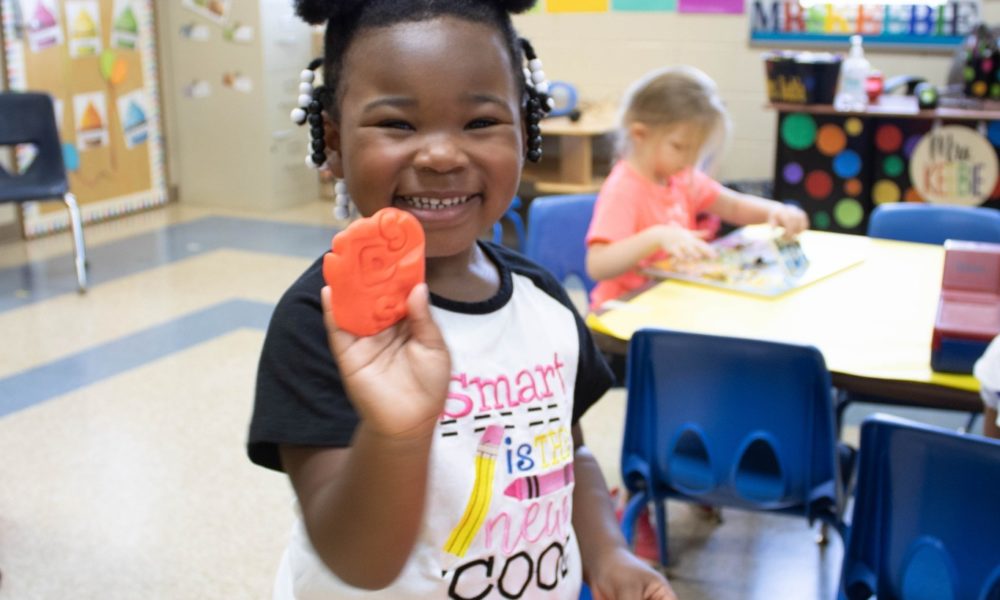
[586,229,980,394]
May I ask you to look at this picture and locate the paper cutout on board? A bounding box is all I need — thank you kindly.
[62,143,80,171]
[111,0,139,49]
[19,0,63,52]
[222,72,253,93]
[66,0,102,58]
[547,0,608,11]
[183,80,212,98]
[179,22,210,41]
[117,90,149,148]
[52,98,64,135]
[223,22,254,43]
[613,0,676,10]
[99,49,128,85]
[15,143,38,174]
[181,0,231,25]
[73,92,109,150]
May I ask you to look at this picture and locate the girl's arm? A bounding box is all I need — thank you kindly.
[572,425,677,600]
[280,283,451,590]
[586,225,713,282]
[710,186,809,236]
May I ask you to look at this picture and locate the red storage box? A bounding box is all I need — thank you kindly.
[931,240,1000,373]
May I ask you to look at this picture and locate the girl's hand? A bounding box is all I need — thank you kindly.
[588,548,677,600]
[652,223,716,262]
[321,283,451,440]
[768,204,809,238]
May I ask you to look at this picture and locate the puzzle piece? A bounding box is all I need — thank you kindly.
[323,207,425,336]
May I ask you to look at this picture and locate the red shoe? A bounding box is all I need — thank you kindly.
[632,505,661,562]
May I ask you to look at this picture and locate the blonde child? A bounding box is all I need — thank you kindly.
[247,1,675,598]
[586,66,809,310]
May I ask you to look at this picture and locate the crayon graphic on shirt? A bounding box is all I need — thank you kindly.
[443,425,503,557]
[503,463,574,501]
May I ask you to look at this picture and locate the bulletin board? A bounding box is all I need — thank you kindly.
[1,0,166,237]
[772,111,1000,234]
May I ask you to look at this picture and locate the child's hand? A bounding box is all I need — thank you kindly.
[652,223,716,262]
[768,204,809,238]
[588,548,677,600]
[321,283,451,440]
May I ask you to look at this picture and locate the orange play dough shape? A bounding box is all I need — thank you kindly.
[323,207,425,336]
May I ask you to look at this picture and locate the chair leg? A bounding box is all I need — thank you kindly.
[63,192,88,293]
[962,411,978,434]
[816,522,829,545]
[653,497,669,567]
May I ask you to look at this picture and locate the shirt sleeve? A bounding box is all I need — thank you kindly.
[247,258,359,472]
[586,168,640,246]
[689,169,722,212]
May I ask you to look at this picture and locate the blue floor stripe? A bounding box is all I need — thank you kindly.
[0,216,338,313]
[0,299,274,418]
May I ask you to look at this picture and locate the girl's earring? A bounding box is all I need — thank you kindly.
[333,180,352,220]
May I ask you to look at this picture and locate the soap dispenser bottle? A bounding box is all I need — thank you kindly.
[835,35,870,112]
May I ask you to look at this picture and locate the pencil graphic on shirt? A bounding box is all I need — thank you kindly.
[443,425,503,557]
[503,463,574,501]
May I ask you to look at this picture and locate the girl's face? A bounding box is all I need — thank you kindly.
[327,17,525,259]
[649,121,705,180]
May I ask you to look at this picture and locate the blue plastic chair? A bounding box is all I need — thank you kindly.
[0,91,87,292]
[840,414,1000,600]
[619,328,852,566]
[491,196,526,250]
[867,203,1000,245]
[523,194,597,295]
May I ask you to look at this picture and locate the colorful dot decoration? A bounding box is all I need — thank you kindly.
[844,178,862,197]
[883,155,904,178]
[783,162,804,185]
[844,117,863,137]
[814,211,831,229]
[816,124,847,156]
[833,150,862,179]
[875,124,903,153]
[781,113,817,151]
[775,108,1000,236]
[805,170,833,199]
[988,121,1000,147]
[834,198,864,229]
[873,179,901,204]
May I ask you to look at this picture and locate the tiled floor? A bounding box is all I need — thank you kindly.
[0,201,977,599]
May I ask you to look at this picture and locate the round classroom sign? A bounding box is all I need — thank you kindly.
[909,125,999,206]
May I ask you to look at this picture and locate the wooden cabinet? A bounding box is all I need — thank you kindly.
[522,104,616,195]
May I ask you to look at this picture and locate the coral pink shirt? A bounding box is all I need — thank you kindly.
[586,160,720,309]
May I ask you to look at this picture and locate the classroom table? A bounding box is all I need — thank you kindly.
[586,228,982,414]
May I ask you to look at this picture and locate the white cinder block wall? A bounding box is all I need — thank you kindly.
[514,4,1000,182]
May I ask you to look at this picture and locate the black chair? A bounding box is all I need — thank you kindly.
[0,91,87,292]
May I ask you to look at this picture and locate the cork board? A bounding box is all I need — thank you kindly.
[1,0,165,237]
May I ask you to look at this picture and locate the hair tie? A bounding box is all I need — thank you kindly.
[520,39,551,162]
[290,58,328,169]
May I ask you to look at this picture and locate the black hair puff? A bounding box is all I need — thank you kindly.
[292,0,365,25]
[294,0,537,24]
[498,0,538,14]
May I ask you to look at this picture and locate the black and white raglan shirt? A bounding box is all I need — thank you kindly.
[248,241,615,600]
